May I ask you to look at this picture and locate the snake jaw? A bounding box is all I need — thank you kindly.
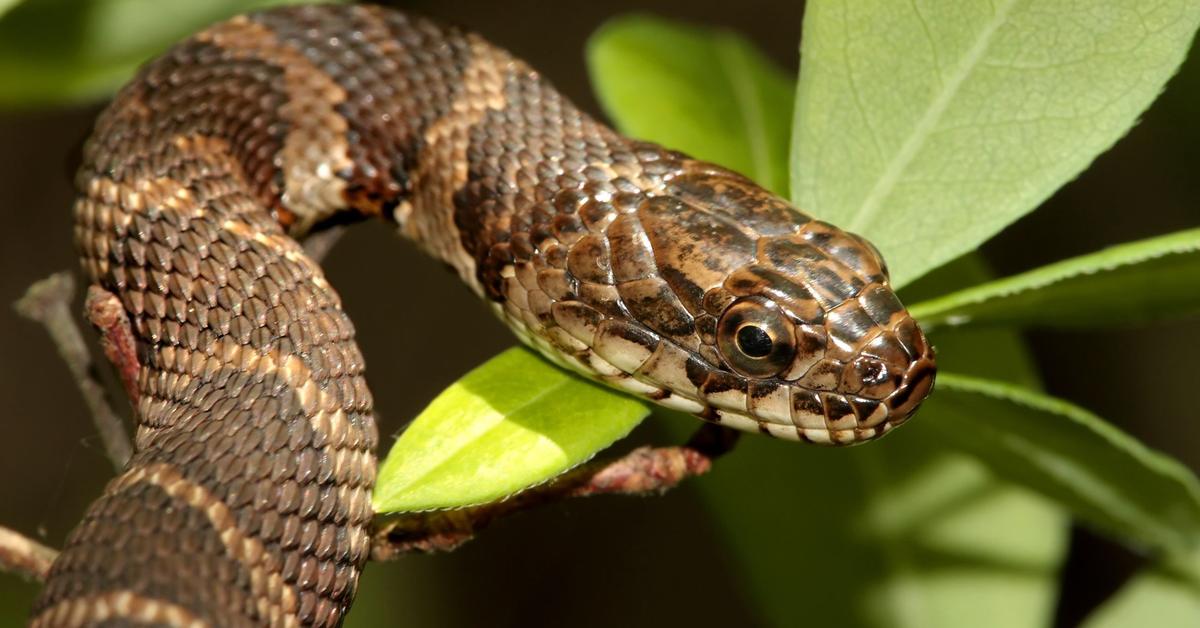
[536,281,934,446]
[688,308,935,445]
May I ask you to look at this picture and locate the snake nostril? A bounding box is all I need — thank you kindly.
[854,356,889,386]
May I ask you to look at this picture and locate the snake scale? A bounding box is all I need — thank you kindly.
[31,4,936,626]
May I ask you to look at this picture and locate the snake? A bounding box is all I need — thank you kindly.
[30,4,936,626]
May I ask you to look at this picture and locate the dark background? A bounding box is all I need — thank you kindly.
[0,1,1196,625]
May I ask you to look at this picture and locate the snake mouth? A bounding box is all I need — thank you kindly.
[690,355,935,445]
[561,321,937,446]
[669,310,936,445]
[529,288,937,446]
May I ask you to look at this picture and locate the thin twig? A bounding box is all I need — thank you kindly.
[371,424,739,559]
[0,525,59,583]
[15,272,132,470]
[303,225,347,263]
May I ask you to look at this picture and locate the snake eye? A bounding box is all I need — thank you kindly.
[717,297,796,378]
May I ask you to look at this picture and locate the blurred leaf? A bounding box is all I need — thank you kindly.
[664,411,1065,628]
[929,373,1200,558]
[0,0,21,21]
[373,347,649,513]
[587,14,793,195]
[1082,552,1200,628]
[0,578,38,628]
[0,0,326,108]
[910,228,1200,329]
[792,0,1200,287]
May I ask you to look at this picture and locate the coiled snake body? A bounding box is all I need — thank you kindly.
[32,5,935,626]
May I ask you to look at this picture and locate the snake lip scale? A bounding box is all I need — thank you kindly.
[32,4,936,626]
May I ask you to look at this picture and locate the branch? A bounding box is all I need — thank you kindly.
[303,225,347,263]
[0,526,58,583]
[14,273,132,470]
[371,424,739,559]
[83,286,141,405]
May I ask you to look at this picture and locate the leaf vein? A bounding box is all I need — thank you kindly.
[849,0,1022,232]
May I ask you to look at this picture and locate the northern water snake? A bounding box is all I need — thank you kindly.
[32,4,936,626]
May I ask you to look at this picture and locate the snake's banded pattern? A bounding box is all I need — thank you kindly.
[33,4,935,626]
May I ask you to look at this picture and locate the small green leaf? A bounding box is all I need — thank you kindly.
[587,14,794,195]
[908,227,1200,329]
[372,348,649,513]
[1082,553,1200,628]
[0,0,332,108]
[929,373,1200,557]
[793,0,1200,287]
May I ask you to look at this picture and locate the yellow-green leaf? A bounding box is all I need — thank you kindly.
[372,348,649,513]
[909,228,1200,329]
[792,0,1200,287]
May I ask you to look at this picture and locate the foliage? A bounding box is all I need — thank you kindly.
[910,228,1200,329]
[3,0,1200,626]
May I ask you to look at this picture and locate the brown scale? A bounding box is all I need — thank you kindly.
[35,4,936,626]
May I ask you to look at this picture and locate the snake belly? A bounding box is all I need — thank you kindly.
[32,4,936,627]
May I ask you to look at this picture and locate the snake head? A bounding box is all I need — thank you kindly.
[705,221,937,444]
[541,159,935,445]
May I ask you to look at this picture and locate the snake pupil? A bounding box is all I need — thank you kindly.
[736,325,774,358]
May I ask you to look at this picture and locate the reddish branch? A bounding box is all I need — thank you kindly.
[84,286,141,404]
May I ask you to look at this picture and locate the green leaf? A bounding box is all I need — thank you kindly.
[0,0,329,108]
[372,347,649,513]
[792,0,1200,287]
[909,227,1200,329]
[928,373,1200,558]
[1082,553,1200,628]
[587,14,794,195]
